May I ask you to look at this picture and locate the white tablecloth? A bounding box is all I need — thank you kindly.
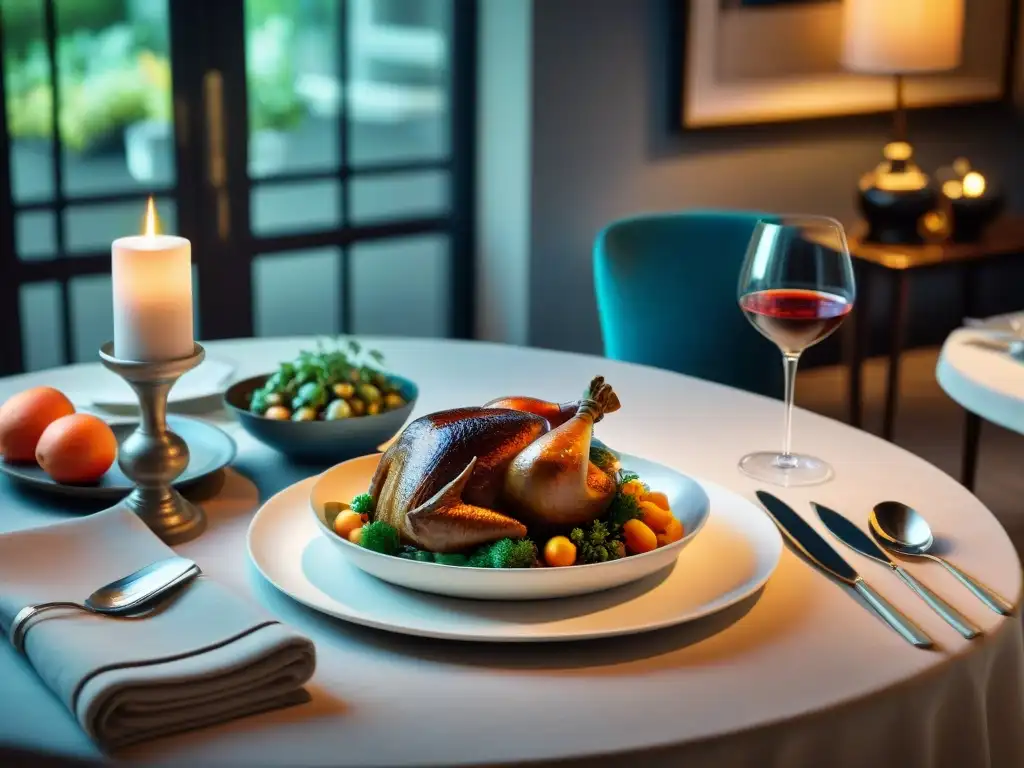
[0,337,1021,768]
[937,316,1024,436]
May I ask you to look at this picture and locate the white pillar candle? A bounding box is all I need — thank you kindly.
[112,200,194,361]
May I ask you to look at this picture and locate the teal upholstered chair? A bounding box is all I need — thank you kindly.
[594,210,783,399]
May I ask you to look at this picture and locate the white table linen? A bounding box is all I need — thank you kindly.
[938,313,1024,435]
[0,337,1021,768]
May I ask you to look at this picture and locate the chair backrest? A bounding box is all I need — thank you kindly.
[594,210,783,398]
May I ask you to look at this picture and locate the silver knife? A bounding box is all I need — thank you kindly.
[813,503,982,640]
[755,491,933,649]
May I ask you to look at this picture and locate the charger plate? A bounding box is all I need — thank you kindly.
[247,472,783,642]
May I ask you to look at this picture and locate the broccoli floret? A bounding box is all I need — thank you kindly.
[350,493,374,515]
[466,547,494,568]
[501,539,539,568]
[570,520,625,564]
[360,521,401,555]
[466,538,537,568]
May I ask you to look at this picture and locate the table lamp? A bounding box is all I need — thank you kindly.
[937,158,1005,242]
[841,0,965,244]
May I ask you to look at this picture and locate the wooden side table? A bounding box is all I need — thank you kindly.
[846,215,1024,448]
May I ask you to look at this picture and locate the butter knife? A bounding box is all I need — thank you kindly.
[755,491,934,649]
[813,503,982,640]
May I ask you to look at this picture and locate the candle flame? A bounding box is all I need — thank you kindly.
[143,197,161,238]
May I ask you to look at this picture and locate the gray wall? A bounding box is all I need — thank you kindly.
[522,0,1024,357]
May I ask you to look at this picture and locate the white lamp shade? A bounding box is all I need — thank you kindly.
[842,0,965,74]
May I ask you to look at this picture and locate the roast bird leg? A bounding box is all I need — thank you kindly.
[482,396,579,429]
[502,377,620,529]
[407,458,528,552]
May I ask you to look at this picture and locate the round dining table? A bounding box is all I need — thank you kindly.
[1,337,1022,768]
[936,316,1024,490]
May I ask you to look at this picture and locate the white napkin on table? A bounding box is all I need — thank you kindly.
[0,506,316,750]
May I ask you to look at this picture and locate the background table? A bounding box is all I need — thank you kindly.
[847,215,1024,441]
[937,318,1024,490]
[1,337,1023,768]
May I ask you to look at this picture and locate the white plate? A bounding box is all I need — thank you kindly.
[308,453,710,600]
[68,357,236,409]
[246,474,783,642]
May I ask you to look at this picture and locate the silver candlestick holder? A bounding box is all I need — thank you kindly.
[99,341,207,544]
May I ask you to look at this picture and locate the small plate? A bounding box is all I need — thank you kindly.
[308,453,711,600]
[67,358,236,410]
[0,416,236,501]
[247,474,783,642]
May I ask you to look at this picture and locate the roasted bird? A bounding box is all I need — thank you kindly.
[368,377,620,552]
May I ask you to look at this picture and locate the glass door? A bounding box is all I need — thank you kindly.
[0,0,200,374]
[217,0,474,342]
[0,0,475,375]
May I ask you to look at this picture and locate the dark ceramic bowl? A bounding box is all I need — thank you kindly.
[224,373,418,462]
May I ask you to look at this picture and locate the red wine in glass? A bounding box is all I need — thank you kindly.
[739,288,852,355]
[736,216,856,487]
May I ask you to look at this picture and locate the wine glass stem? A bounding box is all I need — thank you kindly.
[779,352,800,468]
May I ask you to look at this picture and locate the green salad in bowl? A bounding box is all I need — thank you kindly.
[247,340,410,422]
[224,339,418,461]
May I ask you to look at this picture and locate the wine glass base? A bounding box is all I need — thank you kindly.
[738,452,834,488]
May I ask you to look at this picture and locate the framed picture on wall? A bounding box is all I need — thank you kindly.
[675,0,1015,130]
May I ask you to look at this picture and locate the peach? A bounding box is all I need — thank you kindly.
[0,387,76,462]
[36,414,117,484]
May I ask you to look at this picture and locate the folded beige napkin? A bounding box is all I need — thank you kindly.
[0,506,316,750]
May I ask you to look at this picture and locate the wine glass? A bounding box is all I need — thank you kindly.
[737,215,855,487]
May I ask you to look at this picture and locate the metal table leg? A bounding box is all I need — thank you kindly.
[962,411,982,491]
[882,271,910,442]
[848,265,871,429]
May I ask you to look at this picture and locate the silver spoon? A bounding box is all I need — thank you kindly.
[7,555,201,652]
[871,502,1014,616]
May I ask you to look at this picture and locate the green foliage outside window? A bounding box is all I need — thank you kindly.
[2,0,312,150]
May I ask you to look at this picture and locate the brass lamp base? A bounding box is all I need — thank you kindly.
[98,341,207,544]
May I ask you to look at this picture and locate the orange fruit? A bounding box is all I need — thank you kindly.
[639,500,674,533]
[663,518,684,543]
[623,519,657,554]
[333,511,363,539]
[0,386,76,462]
[543,535,577,567]
[347,526,364,545]
[641,491,670,510]
[35,413,117,484]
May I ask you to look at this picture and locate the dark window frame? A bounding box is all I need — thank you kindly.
[0,0,476,375]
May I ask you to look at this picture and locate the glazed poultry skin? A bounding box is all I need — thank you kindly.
[367,377,620,553]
